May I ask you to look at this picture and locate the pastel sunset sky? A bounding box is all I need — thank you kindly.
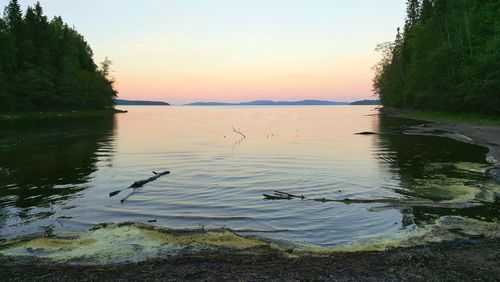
[16,0,406,104]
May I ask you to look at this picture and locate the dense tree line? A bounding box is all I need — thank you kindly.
[373,0,500,115]
[0,0,117,112]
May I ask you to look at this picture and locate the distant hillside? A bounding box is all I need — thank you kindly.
[115,99,169,106]
[186,100,349,106]
[187,102,234,106]
[350,100,380,105]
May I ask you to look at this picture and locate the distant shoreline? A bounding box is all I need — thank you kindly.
[0,108,127,120]
[185,99,347,106]
[115,99,170,106]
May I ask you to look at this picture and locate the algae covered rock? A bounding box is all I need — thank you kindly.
[401,161,499,203]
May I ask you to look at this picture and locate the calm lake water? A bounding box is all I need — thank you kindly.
[0,106,495,246]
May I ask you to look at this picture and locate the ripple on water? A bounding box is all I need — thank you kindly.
[0,106,497,247]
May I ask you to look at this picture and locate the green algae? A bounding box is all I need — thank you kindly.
[0,224,276,264]
[286,161,500,255]
[1,158,498,264]
[422,162,491,179]
[400,161,500,203]
[293,216,499,255]
[454,162,492,173]
[409,180,478,202]
[1,215,498,263]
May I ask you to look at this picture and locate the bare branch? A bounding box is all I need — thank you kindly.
[232,125,246,139]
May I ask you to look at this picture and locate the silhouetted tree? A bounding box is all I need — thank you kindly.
[373,0,500,115]
[0,0,117,112]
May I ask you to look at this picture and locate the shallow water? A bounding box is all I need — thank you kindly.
[0,106,496,247]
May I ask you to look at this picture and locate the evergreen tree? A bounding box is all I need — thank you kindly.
[420,0,433,23]
[3,0,22,36]
[404,0,421,32]
[0,0,118,112]
[373,0,500,115]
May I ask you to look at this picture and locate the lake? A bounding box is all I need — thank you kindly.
[0,106,496,247]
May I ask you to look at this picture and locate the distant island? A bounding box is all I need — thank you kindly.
[115,99,170,106]
[350,100,380,105]
[186,100,349,106]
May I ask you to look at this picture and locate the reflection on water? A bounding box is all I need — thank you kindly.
[0,116,116,235]
[376,117,499,223]
[0,106,497,246]
[374,116,498,226]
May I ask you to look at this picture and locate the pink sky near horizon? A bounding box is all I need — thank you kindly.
[17,0,407,104]
[115,52,379,103]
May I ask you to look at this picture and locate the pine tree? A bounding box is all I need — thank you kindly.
[374,0,500,115]
[420,0,433,23]
[404,0,421,32]
[3,0,22,33]
[0,0,119,112]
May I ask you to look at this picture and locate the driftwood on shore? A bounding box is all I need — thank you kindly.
[108,171,170,203]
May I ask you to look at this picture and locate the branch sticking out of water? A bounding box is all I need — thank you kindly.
[119,171,170,204]
[263,191,305,200]
[274,190,305,199]
[232,125,246,139]
[108,171,170,203]
[129,171,170,189]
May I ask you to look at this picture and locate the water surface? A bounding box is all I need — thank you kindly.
[0,106,495,246]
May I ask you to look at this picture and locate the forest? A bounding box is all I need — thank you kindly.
[373,0,500,115]
[0,0,117,112]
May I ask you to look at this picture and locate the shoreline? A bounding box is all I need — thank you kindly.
[0,108,127,120]
[381,107,500,184]
[1,239,498,281]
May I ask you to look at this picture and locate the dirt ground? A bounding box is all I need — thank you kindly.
[1,239,499,281]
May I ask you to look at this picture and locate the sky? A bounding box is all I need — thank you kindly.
[14,0,406,104]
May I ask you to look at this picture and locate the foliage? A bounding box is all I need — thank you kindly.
[0,0,117,112]
[373,0,500,115]
[400,109,500,126]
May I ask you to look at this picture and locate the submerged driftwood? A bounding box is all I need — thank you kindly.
[263,190,305,200]
[108,171,170,203]
[263,194,291,200]
[263,191,480,209]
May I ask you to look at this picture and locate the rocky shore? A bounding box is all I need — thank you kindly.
[1,239,499,281]
[381,107,500,183]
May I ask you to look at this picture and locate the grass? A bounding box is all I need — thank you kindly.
[400,110,500,126]
[0,108,127,120]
